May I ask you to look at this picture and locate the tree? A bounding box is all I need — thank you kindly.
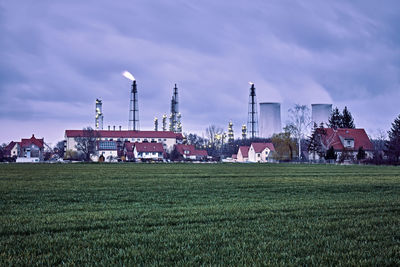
[307,122,327,160]
[54,140,65,158]
[205,125,224,147]
[356,146,366,161]
[341,106,355,128]
[186,133,207,149]
[328,107,342,129]
[271,132,297,161]
[286,104,311,159]
[385,114,400,162]
[74,127,99,162]
[325,146,337,161]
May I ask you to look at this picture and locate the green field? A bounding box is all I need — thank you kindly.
[0,163,399,265]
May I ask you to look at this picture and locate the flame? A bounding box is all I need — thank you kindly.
[248,81,254,85]
[122,71,135,81]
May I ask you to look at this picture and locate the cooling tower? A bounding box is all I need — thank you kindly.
[311,104,332,126]
[259,103,281,138]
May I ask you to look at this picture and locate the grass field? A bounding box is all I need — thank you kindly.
[0,163,399,265]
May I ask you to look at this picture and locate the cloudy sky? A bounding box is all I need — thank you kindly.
[1,0,399,145]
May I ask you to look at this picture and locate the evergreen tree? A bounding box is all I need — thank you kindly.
[341,106,355,128]
[385,114,400,162]
[356,146,366,160]
[307,122,326,159]
[328,107,342,129]
[325,146,337,160]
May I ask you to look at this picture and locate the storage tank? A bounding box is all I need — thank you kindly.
[259,103,281,138]
[311,104,332,126]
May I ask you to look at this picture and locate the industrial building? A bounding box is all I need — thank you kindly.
[259,103,281,138]
[65,129,183,160]
[311,104,332,126]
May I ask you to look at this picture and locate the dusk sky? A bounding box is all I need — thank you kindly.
[1,1,399,146]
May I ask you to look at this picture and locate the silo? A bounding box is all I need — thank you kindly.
[259,103,281,138]
[311,104,332,126]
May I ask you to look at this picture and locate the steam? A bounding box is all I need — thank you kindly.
[122,71,135,81]
[248,81,254,85]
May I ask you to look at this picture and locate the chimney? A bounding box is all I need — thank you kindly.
[108,126,110,131]
[119,126,122,131]
[113,126,116,131]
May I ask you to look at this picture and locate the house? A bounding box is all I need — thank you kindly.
[248,143,275,163]
[174,144,208,161]
[310,128,374,161]
[123,142,135,161]
[4,141,19,159]
[134,142,165,161]
[16,135,44,162]
[96,141,118,162]
[65,130,183,159]
[236,146,250,162]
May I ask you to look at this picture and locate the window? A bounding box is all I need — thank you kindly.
[137,138,140,141]
[158,139,161,141]
[152,152,156,155]
[151,139,155,142]
[164,139,167,141]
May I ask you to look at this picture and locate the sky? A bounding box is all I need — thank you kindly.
[1,0,399,146]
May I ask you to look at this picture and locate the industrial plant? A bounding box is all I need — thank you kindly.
[1,72,382,165]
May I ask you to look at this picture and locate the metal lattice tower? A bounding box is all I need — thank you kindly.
[247,84,258,139]
[169,84,179,132]
[129,80,139,131]
[95,98,103,130]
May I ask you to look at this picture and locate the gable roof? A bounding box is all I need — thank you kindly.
[238,146,250,158]
[4,141,19,156]
[251,143,275,153]
[175,144,208,157]
[65,130,183,140]
[20,135,44,148]
[322,128,373,151]
[134,142,164,153]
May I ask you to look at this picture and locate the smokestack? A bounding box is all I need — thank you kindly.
[169,84,179,132]
[129,80,139,131]
[108,126,110,131]
[247,83,258,139]
[113,126,115,131]
[154,117,158,131]
[119,126,122,131]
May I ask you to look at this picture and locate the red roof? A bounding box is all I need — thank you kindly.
[20,135,44,148]
[4,141,19,156]
[124,142,135,152]
[238,146,250,158]
[134,142,164,153]
[251,143,275,153]
[322,128,373,151]
[175,144,208,157]
[65,130,183,139]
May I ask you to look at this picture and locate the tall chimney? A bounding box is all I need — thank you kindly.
[113,125,115,131]
[129,80,139,131]
[119,126,122,131]
[108,126,110,131]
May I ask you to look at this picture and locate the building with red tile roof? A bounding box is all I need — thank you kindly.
[248,142,275,162]
[174,144,208,160]
[65,130,183,157]
[134,142,165,161]
[237,146,250,162]
[309,128,374,161]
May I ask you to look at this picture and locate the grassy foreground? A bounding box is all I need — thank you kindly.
[0,163,399,265]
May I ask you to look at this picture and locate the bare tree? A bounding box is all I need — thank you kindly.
[205,125,224,147]
[74,127,99,161]
[287,104,311,159]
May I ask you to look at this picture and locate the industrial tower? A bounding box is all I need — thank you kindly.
[169,84,181,133]
[162,114,167,131]
[95,99,103,130]
[247,83,259,139]
[228,121,234,143]
[242,125,247,139]
[129,80,139,131]
[154,117,158,131]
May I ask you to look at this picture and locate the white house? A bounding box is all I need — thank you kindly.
[14,135,45,163]
[96,141,118,162]
[248,143,275,163]
[236,146,250,162]
[134,142,165,161]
